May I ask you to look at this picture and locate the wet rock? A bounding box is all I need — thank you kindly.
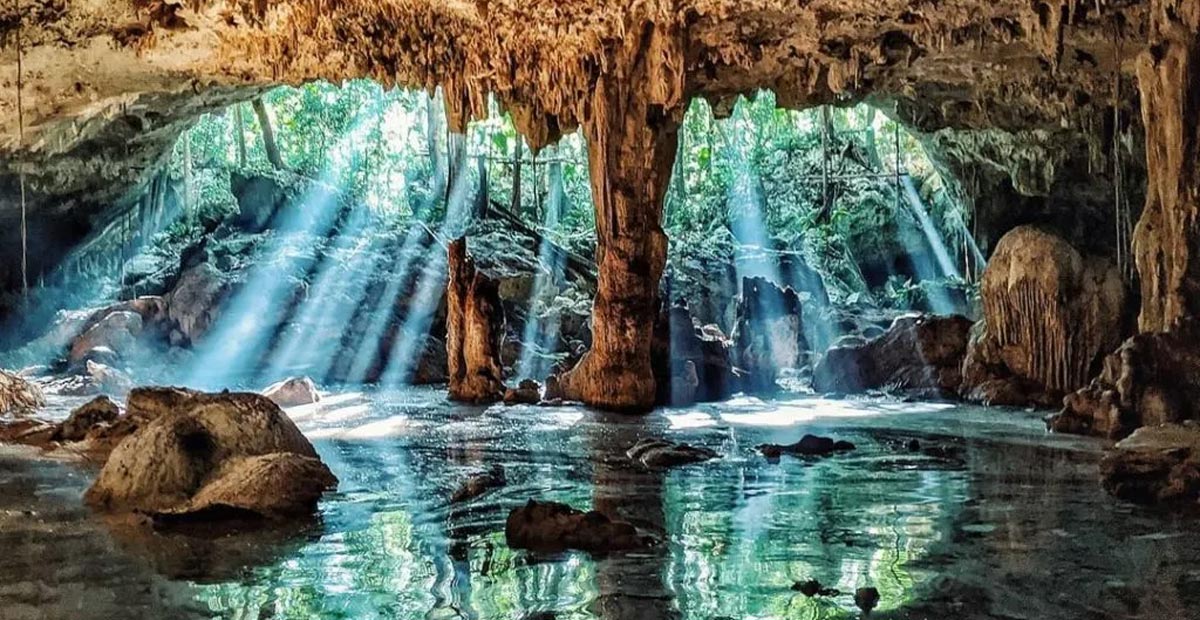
[125,386,203,420]
[85,360,135,396]
[855,587,881,614]
[1099,423,1200,505]
[68,311,143,365]
[53,396,120,442]
[262,376,320,408]
[446,238,506,404]
[792,578,840,597]
[0,369,45,415]
[652,302,736,405]
[165,263,226,345]
[0,418,58,450]
[731,277,807,393]
[813,314,972,396]
[85,391,336,521]
[504,500,653,554]
[758,434,856,459]
[504,379,541,405]
[1053,320,1200,439]
[231,171,289,232]
[450,465,506,503]
[966,226,1126,401]
[626,438,718,468]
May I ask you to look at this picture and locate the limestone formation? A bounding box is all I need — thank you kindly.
[446,238,505,404]
[505,500,653,554]
[1099,422,1200,505]
[972,226,1126,398]
[503,380,541,406]
[731,277,807,393]
[1052,319,1200,439]
[0,369,44,415]
[85,391,336,521]
[262,377,321,408]
[813,314,973,396]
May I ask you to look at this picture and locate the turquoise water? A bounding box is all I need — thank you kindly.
[2,389,1198,619]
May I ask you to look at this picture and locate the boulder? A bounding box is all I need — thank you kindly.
[504,500,653,553]
[0,369,45,415]
[968,226,1126,400]
[54,395,120,442]
[165,263,226,345]
[812,314,972,396]
[652,302,736,405]
[84,391,336,521]
[626,438,718,468]
[450,465,506,503]
[731,277,807,392]
[1099,423,1200,505]
[446,238,506,404]
[262,377,320,408]
[1052,320,1200,438]
[503,379,542,405]
[69,310,143,365]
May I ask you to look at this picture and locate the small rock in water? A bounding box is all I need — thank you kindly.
[855,587,880,614]
[262,376,320,408]
[451,465,506,503]
[791,578,840,597]
[906,438,922,452]
[503,380,541,405]
[759,434,856,459]
[53,395,120,442]
[505,499,653,554]
[627,438,718,468]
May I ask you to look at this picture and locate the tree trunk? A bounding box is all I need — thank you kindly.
[234,104,248,167]
[510,139,523,219]
[547,145,564,229]
[252,98,285,170]
[1133,0,1200,332]
[555,18,685,412]
[182,133,193,214]
[863,107,882,169]
[475,152,490,219]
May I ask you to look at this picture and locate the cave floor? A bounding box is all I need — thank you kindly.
[2,389,1198,620]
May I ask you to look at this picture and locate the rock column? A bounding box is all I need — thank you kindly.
[446,238,506,404]
[1134,0,1200,332]
[557,16,685,412]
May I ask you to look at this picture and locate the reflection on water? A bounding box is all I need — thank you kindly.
[2,389,1199,619]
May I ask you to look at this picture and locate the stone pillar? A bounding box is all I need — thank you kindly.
[446,238,505,403]
[1133,0,1200,332]
[557,18,685,412]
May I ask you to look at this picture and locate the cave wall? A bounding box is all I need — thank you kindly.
[3,0,1182,409]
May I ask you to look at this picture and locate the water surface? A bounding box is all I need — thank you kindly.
[2,389,1198,619]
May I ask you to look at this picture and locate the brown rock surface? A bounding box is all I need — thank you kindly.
[1099,423,1200,505]
[0,369,44,415]
[446,238,506,404]
[53,395,120,442]
[84,391,334,521]
[262,377,321,408]
[505,500,653,554]
[813,314,972,396]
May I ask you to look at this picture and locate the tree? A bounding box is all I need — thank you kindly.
[252,97,285,170]
[233,104,248,167]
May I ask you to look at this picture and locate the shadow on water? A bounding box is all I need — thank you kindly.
[2,389,1200,619]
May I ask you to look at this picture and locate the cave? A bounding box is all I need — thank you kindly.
[2,1,1200,618]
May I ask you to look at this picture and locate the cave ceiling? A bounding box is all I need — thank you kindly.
[0,1,1150,247]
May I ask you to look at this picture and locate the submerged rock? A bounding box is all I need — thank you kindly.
[1099,423,1200,505]
[84,391,336,522]
[1053,320,1200,439]
[451,464,506,503]
[504,500,653,553]
[262,376,321,408]
[813,314,972,396]
[758,434,856,459]
[53,396,120,442]
[792,578,840,597]
[626,437,718,468]
[855,587,881,614]
[0,369,45,415]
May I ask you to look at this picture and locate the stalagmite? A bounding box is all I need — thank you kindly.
[1132,0,1200,333]
[446,237,506,404]
[557,12,686,412]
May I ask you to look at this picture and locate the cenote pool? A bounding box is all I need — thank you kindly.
[1,389,1198,620]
